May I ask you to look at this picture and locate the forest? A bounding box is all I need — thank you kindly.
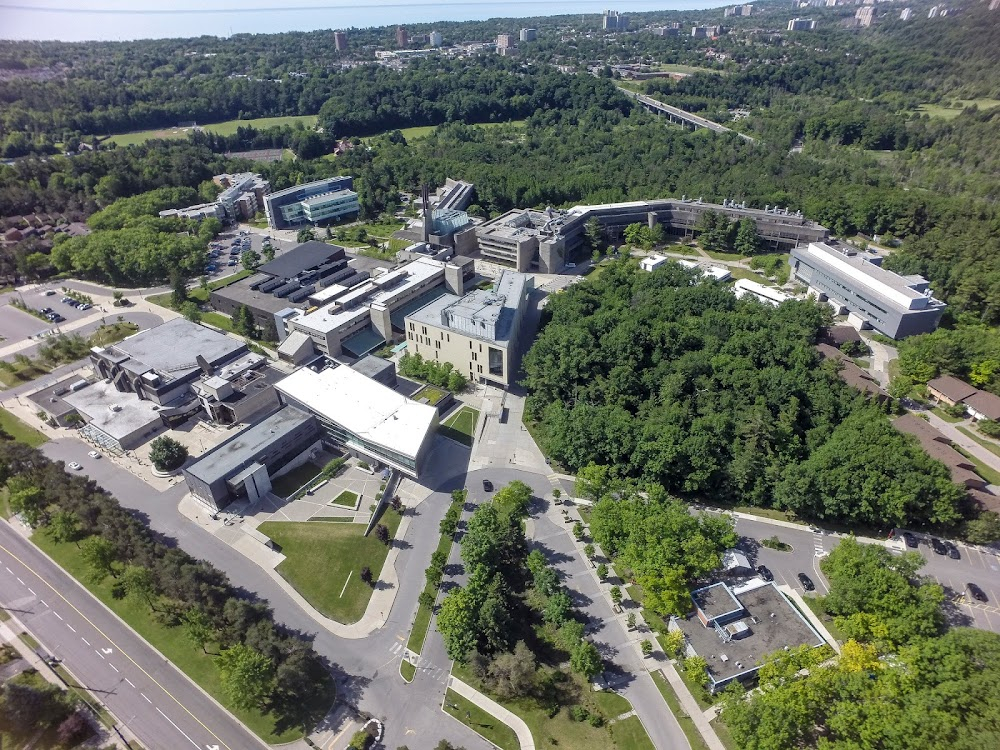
[521,260,969,531]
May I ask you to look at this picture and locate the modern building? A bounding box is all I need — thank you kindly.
[396,26,409,47]
[191,352,283,426]
[430,30,443,47]
[602,10,629,31]
[789,241,946,338]
[392,179,477,253]
[676,259,732,281]
[724,4,753,16]
[183,406,322,510]
[159,172,269,224]
[277,255,474,363]
[672,580,826,694]
[692,25,723,38]
[652,23,682,36]
[733,278,791,306]
[334,31,347,51]
[210,240,351,335]
[275,365,438,477]
[519,28,537,42]
[350,354,397,387]
[787,18,817,30]
[63,380,167,452]
[640,254,670,272]
[263,176,357,230]
[404,271,533,387]
[856,7,875,27]
[475,198,828,273]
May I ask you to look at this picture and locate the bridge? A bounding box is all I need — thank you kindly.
[621,88,756,142]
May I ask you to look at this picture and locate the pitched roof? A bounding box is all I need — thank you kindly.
[927,375,977,403]
[893,413,987,490]
[964,390,1000,421]
[816,344,886,398]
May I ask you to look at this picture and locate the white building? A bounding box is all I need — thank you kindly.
[275,365,438,477]
[430,31,443,47]
[640,254,671,272]
[733,278,790,306]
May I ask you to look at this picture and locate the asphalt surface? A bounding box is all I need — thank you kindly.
[0,522,266,750]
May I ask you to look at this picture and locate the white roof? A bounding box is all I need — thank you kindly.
[275,366,436,459]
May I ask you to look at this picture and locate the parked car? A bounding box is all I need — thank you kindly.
[931,537,948,555]
[756,565,773,582]
[967,583,988,603]
[482,479,493,492]
[67,462,82,471]
[902,531,918,548]
[797,573,815,591]
[228,259,238,266]
[78,303,91,311]
[51,314,65,322]
[565,262,577,269]
[39,307,53,315]
[60,297,73,304]
[946,541,961,560]
[88,450,101,459]
[43,289,56,296]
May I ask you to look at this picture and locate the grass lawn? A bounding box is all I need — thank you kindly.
[914,99,1000,120]
[802,595,845,643]
[31,533,328,743]
[712,716,739,750]
[209,268,254,289]
[732,505,793,522]
[88,322,139,347]
[653,63,723,75]
[355,246,397,262]
[0,358,52,388]
[405,528,456,656]
[703,249,747,262]
[727,267,771,285]
[583,262,609,281]
[957,426,1000,459]
[931,406,965,423]
[259,512,402,624]
[0,408,47,447]
[610,715,657,750]
[413,385,449,406]
[358,119,527,145]
[201,311,235,333]
[361,219,406,238]
[269,461,322,498]
[651,671,710,750]
[106,115,319,146]
[440,406,479,447]
[400,659,416,682]
[330,490,359,508]
[443,688,520,750]
[953,445,1000,486]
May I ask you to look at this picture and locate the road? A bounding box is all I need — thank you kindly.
[0,521,266,750]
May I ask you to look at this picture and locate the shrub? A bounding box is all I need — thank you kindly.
[569,705,590,722]
[641,639,653,657]
[587,713,604,727]
[979,419,1000,438]
[596,563,608,580]
[360,566,373,586]
[148,436,188,472]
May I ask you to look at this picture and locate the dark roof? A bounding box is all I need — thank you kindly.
[893,413,986,490]
[964,390,1000,421]
[351,355,394,379]
[816,344,886,398]
[257,241,346,279]
[927,375,977,403]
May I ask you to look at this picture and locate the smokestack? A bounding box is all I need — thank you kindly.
[421,184,432,243]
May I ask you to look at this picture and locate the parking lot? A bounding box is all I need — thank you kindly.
[204,228,295,278]
[0,286,100,346]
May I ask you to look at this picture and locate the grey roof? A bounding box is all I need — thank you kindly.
[63,381,163,440]
[257,241,346,279]
[351,355,395,379]
[406,270,528,344]
[691,582,743,623]
[184,407,315,485]
[110,319,245,378]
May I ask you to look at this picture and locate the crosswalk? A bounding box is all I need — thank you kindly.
[386,641,449,684]
[813,531,826,558]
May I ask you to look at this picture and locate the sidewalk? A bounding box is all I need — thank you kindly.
[925,411,1000,484]
[447,675,535,750]
[658,663,727,750]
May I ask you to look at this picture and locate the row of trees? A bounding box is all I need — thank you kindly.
[522,261,969,531]
[397,353,467,393]
[0,442,333,733]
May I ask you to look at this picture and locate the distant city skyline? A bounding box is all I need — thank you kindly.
[1,1,730,42]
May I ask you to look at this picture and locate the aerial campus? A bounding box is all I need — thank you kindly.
[1,3,999,750]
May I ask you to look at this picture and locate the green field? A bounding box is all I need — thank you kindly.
[32,533,329,743]
[653,63,723,75]
[610,715,658,750]
[259,512,402,624]
[726,267,771,285]
[440,406,479,447]
[105,115,319,146]
[915,99,1000,120]
[330,490,359,508]
[443,688,520,750]
[353,119,527,146]
[0,407,47,446]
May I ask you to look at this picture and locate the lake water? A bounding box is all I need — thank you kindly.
[4,1,731,42]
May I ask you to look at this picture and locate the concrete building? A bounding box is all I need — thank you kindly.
[692,25,723,38]
[856,7,875,27]
[277,256,474,364]
[497,34,514,49]
[789,241,946,338]
[475,198,828,273]
[430,30,443,47]
[602,10,629,31]
[159,172,269,224]
[263,176,357,230]
[183,406,322,510]
[392,180,477,253]
[652,23,682,36]
[396,26,409,47]
[334,31,347,51]
[519,28,537,42]
[672,580,826,694]
[677,259,732,281]
[210,240,351,335]
[640,254,670,272]
[350,355,397,387]
[191,352,282,426]
[787,17,817,30]
[724,4,753,16]
[404,271,533,387]
[733,278,791,306]
[275,365,438,477]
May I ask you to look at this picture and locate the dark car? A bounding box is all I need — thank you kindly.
[482,479,493,492]
[945,541,961,560]
[902,532,918,548]
[39,307,53,315]
[51,314,65,322]
[797,573,815,591]
[968,583,988,603]
[931,537,948,555]
[756,565,773,582]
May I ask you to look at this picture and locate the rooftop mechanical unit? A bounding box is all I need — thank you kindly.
[273,282,301,298]
[249,277,266,291]
[288,285,315,303]
[260,277,287,293]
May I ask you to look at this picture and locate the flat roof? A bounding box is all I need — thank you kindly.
[185,406,315,485]
[106,318,245,381]
[407,270,528,343]
[63,381,163,440]
[692,582,744,623]
[28,375,91,418]
[300,189,357,207]
[275,365,437,460]
[257,241,346,279]
[351,355,395,379]
[677,581,826,686]
[213,274,312,316]
[266,176,352,201]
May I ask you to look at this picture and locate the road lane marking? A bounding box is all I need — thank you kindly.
[39,599,47,607]
[141,693,152,704]
[53,612,63,621]
[125,677,135,688]
[0,540,240,750]
[27,587,35,595]
[110,664,119,673]
[4,567,10,574]
[97,650,105,660]
[155,707,201,749]
[16,577,23,585]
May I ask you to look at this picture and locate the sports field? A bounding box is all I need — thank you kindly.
[105,114,319,146]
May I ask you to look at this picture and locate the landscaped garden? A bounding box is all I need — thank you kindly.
[269,461,322,498]
[440,406,479,447]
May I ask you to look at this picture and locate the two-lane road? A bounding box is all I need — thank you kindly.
[0,522,266,750]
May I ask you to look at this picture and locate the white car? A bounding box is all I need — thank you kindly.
[68,461,82,470]
[88,450,101,459]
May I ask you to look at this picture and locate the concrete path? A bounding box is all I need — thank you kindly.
[658,663,727,750]
[925,411,1000,480]
[448,676,536,750]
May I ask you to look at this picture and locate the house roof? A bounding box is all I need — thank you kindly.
[964,390,1000,421]
[816,344,886,398]
[927,375,978,403]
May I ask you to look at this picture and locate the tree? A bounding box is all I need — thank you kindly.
[241,248,261,270]
[965,511,1000,544]
[262,244,276,262]
[626,612,637,630]
[122,564,158,611]
[492,480,532,518]
[184,608,216,654]
[683,655,709,687]
[661,629,685,658]
[360,566,374,586]
[584,217,602,249]
[640,639,653,657]
[543,589,573,625]
[570,640,603,680]
[47,510,80,544]
[180,301,202,323]
[149,436,188,472]
[170,270,187,308]
[0,681,64,734]
[56,712,91,746]
[485,641,537,700]
[583,543,596,559]
[216,643,275,711]
[610,586,622,607]
[596,563,608,580]
[297,227,316,243]
[80,536,117,581]
[233,304,257,338]
[733,217,763,256]
[375,523,391,545]
[8,484,45,527]
[437,585,480,662]
[460,502,526,581]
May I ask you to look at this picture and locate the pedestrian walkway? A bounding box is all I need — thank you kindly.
[658,663,727,750]
[447,675,535,750]
[925,411,1000,482]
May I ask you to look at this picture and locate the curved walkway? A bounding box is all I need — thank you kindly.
[448,676,535,750]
